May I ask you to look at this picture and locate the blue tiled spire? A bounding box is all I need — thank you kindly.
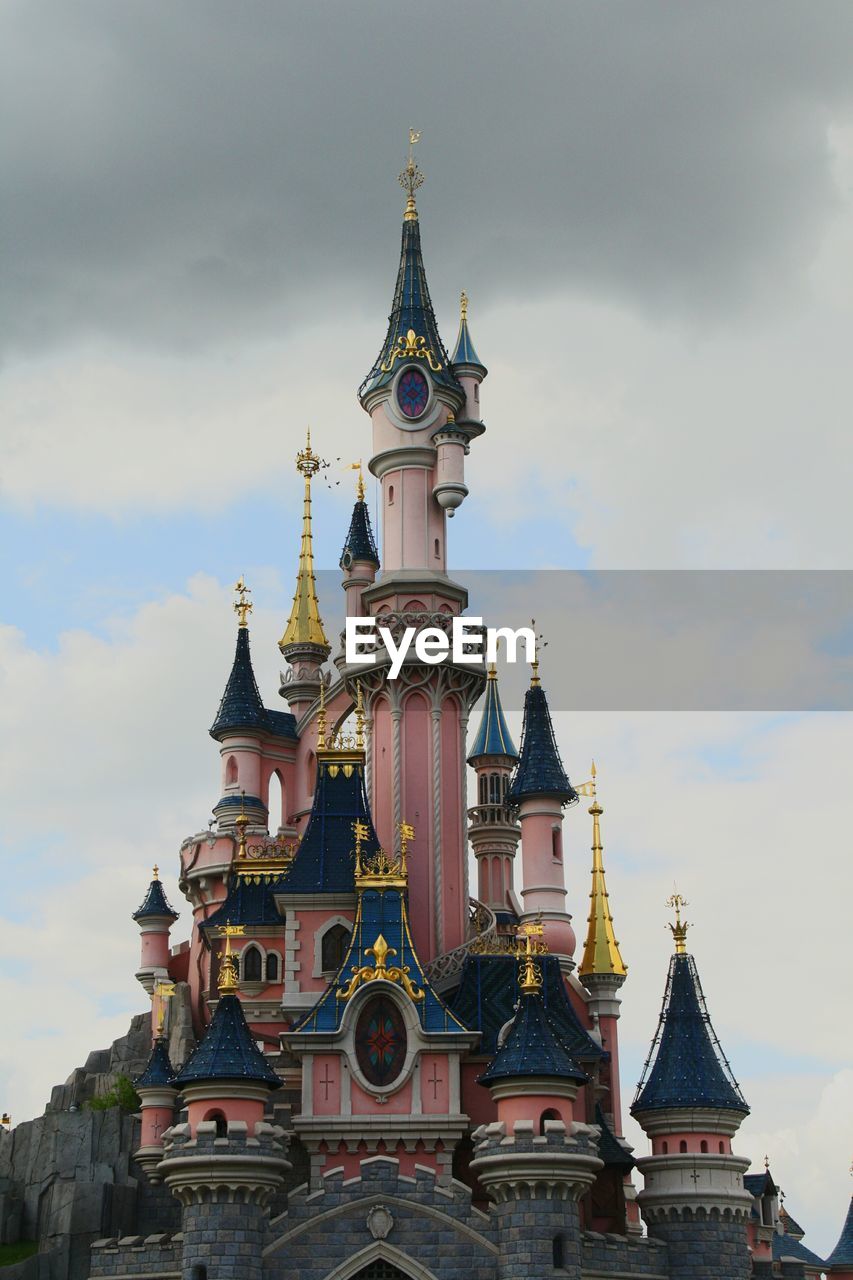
[468,670,517,762]
[340,498,379,569]
[132,872,178,923]
[293,883,468,1037]
[478,985,587,1087]
[507,681,577,804]
[210,625,297,742]
[175,993,281,1089]
[828,1195,853,1266]
[282,756,380,895]
[135,1036,176,1088]
[359,213,463,405]
[450,292,487,375]
[632,952,748,1115]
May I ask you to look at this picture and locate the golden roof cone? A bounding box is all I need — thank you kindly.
[279,430,330,652]
[516,922,545,995]
[578,763,627,978]
[667,891,690,955]
[216,921,244,996]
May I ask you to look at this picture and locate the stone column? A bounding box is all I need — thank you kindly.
[642,1209,751,1280]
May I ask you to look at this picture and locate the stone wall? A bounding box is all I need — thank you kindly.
[645,1212,750,1280]
[581,1228,669,1277]
[88,1234,181,1278]
[265,1156,497,1280]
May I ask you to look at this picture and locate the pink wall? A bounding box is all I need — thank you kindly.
[418,1054,451,1114]
[313,1055,342,1115]
[403,691,434,958]
[186,1095,265,1133]
[140,932,170,969]
[351,1076,413,1116]
[140,1104,173,1149]
[319,1140,440,1181]
[598,1013,624,1135]
[651,1134,732,1155]
[496,1094,573,1130]
[371,695,393,854]
[440,697,465,952]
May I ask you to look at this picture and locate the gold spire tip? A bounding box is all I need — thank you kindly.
[516,922,545,995]
[666,892,690,955]
[233,576,253,628]
[460,289,469,322]
[349,460,365,502]
[296,429,320,479]
[152,864,159,880]
[399,128,424,221]
[216,920,245,995]
[280,429,329,651]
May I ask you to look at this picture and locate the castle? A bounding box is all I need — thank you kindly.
[3,138,851,1280]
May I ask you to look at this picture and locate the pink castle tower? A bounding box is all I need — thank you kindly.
[467,665,521,918]
[351,133,488,961]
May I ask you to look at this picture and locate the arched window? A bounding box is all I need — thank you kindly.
[700,1140,708,1153]
[489,773,499,803]
[719,1141,725,1154]
[661,1141,668,1154]
[189,1266,208,1280]
[552,825,563,862]
[434,537,440,559]
[225,756,238,786]
[242,946,262,983]
[265,952,279,983]
[479,775,487,804]
[204,1110,227,1138]
[679,1139,687,1153]
[355,995,407,1087]
[539,1108,560,1134]
[552,1234,565,1268]
[321,923,351,974]
[268,770,284,833]
[388,484,395,504]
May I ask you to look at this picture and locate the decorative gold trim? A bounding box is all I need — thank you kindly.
[667,892,690,954]
[214,921,245,995]
[233,576,253,628]
[516,922,545,995]
[380,329,442,374]
[336,932,424,1003]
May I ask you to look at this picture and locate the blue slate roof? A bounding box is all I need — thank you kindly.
[632,953,748,1115]
[828,1195,853,1266]
[280,758,379,896]
[175,993,281,1089]
[594,1102,635,1169]
[202,877,283,931]
[132,877,178,923]
[479,987,587,1086]
[448,953,604,1061]
[135,1036,176,1088]
[507,683,577,804]
[359,214,463,404]
[293,885,467,1036]
[340,498,379,568]
[468,673,517,762]
[773,1228,825,1269]
[450,314,486,373]
[744,1171,776,1198]
[210,627,298,742]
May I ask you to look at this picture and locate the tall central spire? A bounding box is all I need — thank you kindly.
[279,431,329,652]
[578,764,626,978]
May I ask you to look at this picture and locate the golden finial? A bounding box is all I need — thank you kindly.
[577,763,627,978]
[764,1154,770,1171]
[280,429,329,652]
[667,892,690,955]
[530,618,547,686]
[460,289,469,322]
[153,980,175,1034]
[233,577,253,628]
[487,662,497,680]
[215,921,245,995]
[354,682,365,750]
[398,820,415,876]
[352,819,370,876]
[349,460,365,502]
[0,1114,10,1129]
[399,128,424,221]
[316,678,327,750]
[516,922,545,995]
[152,864,160,880]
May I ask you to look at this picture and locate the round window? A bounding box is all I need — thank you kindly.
[355,995,407,1087]
[396,367,429,419]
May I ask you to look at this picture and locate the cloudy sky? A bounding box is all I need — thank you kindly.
[1,0,852,1256]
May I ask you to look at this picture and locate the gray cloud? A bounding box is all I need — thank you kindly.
[3,0,853,353]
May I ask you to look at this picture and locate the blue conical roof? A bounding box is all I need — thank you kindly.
[135,1036,176,1088]
[507,682,577,804]
[132,876,178,923]
[828,1195,853,1266]
[175,993,281,1089]
[282,756,380,895]
[468,672,517,762]
[451,313,486,373]
[359,214,463,404]
[210,626,297,742]
[478,989,587,1087]
[632,953,748,1115]
[340,498,379,568]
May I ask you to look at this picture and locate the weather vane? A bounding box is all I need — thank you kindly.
[399,129,424,218]
[233,577,253,628]
[666,891,690,954]
[349,460,365,501]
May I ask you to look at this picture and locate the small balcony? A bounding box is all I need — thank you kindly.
[467,803,518,830]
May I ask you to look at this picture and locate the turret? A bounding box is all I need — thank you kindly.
[828,1192,853,1278]
[279,431,330,719]
[467,665,520,914]
[339,463,379,620]
[132,865,179,995]
[450,289,487,431]
[210,580,280,832]
[630,895,753,1280]
[576,763,628,1134]
[159,926,290,1280]
[471,925,601,1280]
[507,655,578,959]
[133,1035,177,1182]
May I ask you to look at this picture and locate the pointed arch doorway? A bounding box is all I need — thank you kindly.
[350,1264,412,1280]
[322,1241,437,1280]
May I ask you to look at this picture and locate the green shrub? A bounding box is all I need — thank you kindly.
[0,1241,38,1267]
[87,1073,141,1113]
